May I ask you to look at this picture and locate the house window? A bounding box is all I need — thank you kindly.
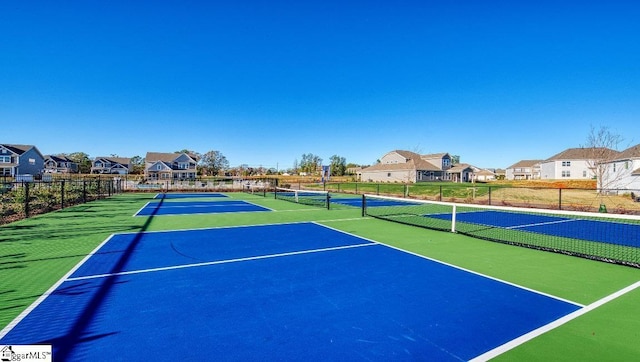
[583,171,587,177]
[29,158,36,165]
[562,161,571,167]
[561,171,571,177]
[178,162,189,169]
[1,168,10,176]
[0,156,10,163]
[387,173,391,177]
[613,164,616,172]
[156,164,163,170]
[443,158,450,167]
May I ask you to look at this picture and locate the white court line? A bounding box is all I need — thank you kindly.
[66,243,375,282]
[469,280,640,362]
[506,218,580,230]
[313,222,584,308]
[0,234,118,339]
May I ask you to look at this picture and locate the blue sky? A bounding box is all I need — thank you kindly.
[1,1,638,170]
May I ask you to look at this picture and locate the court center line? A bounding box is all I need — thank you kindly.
[66,242,376,282]
[469,280,640,362]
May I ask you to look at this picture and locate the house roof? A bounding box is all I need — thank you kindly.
[146,152,197,163]
[615,143,640,160]
[544,147,619,162]
[45,155,74,162]
[1,144,35,155]
[506,160,542,169]
[94,156,131,164]
[421,153,449,159]
[447,163,474,173]
[475,169,496,176]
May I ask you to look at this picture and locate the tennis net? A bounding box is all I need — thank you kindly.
[363,194,640,268]
[274,187,330,209]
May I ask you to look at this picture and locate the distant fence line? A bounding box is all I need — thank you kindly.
[311,182,640,215]
[3,177,639,225]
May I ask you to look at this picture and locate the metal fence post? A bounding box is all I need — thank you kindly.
[558,188,562,210]
[61,180,65,209]
[24,181,30,218]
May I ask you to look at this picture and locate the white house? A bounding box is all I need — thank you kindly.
[539,147,618,180]
[505,160,541,180]
[598,144,640,191]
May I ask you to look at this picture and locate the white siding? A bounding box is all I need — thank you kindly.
[540,160,594,180]
[600,159,640,190]
[381,152,407,164]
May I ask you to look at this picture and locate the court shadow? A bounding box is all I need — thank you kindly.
[51,194,165,361]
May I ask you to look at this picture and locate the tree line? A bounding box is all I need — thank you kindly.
[57,150,361,177]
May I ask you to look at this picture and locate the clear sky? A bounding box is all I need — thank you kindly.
[1,1,638,170]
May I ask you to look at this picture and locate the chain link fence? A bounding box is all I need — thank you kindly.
[1,178,123,225]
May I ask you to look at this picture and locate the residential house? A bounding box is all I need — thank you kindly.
[360,150,452,183]
[145,152,198,181]
[540,147,618,180]
[346,166,363,181]
[505,160,542,180]
[44,155,78,174]
[91,156,132,175]
[447,164,496,183]
[599,143,640,191]
[0,144,45,177]
[474,168,497,182]
[447,163,476,183]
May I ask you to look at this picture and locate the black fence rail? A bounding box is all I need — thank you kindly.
[313,182,640,215]
[1,178,123,225]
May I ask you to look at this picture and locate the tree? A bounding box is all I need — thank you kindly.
[130,155,145,174]
[67,152,92,174]
[200,150,229,176]
[329,155,347,176]
[582,125,624,192]
[299,153,322,175]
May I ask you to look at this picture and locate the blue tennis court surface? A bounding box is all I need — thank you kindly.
[332,197,419,208]
[427,210,640,247]
[1,222,581,361]
[154,192,227,199]
[135,200,271,216]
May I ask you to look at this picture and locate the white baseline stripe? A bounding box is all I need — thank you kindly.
[469,280,640,362]
[67,242,375,282]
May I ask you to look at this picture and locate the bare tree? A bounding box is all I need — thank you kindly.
[582,125,623,192]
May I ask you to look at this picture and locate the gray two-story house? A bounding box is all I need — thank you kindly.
[44,155,79,174]
[0,144,45,177]
[91,157,132,174]
[145,152,198,181]
[360,150,453,183]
